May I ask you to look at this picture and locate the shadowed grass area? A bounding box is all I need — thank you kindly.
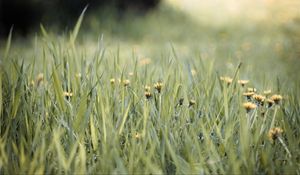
[0,4,299,174]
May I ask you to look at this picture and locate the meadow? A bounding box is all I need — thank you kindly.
[0,3,300,174]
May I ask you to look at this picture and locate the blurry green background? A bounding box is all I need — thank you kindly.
[0,0,299,85]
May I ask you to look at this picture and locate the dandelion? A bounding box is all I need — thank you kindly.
[110,78,115,85]
[238,80,249,87]
[243,102,257,112]
[63,91,73,100]
[253,94,266,105]
[266,99,275,108]
[268,127,291,157]
[220,76,233,85]
[247,87,257,93]
[144,85,151,92]
[270,94,283,104]
[268,127,283,142]
[243,92,255,100]
[189,99,196,107]
[36,73,44,86]
[145,91,152,100]
[123,79,130,87]
[154,82,163,93]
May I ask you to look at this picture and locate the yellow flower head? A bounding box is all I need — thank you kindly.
[270,94,283,104]
[144,91,152,99]
[253,94,266,104]
[144,85,151,92]
[247,87,257,93]
[110,78,115,85]
[63,92,73,98]
[243,102,257,112]
[243,92,255,100]
[220,76,233,85]
[154,82,163,93]
[123,79,130,87]
[268,127,283,142]
[238,80,249,87]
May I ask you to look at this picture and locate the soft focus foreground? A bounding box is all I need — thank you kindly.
[0,1,300,174]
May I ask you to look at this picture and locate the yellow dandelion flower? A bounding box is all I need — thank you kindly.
[154,82,163,93]
[270,94,283,104]
[63,92,73,98]
[220,76,233,85]
[144,85,151,92]
[238,80,249,87]
[123,79,130,87]
[247,87,257,93]
[243,102,257,112]
[243,92,255,100]
[144,91,152,99]
[253,94,266,105]
[110,78,115,85]
[268,127,283,142]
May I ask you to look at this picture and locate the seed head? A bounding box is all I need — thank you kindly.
[243,102,257,112]
[268,127,283,142]
[270,94,283,104]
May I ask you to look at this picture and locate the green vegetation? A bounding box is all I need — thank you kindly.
[0,5,299,174]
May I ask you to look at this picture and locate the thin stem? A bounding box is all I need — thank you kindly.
[278,137,292,158]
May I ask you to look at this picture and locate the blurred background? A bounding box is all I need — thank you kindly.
[0,0,299,85]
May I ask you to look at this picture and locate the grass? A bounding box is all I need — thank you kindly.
[0,4,300,174]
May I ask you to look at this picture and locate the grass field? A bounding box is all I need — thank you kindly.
[0,2,300,174]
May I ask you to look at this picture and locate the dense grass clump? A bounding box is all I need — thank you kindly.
[0,7,300,174]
